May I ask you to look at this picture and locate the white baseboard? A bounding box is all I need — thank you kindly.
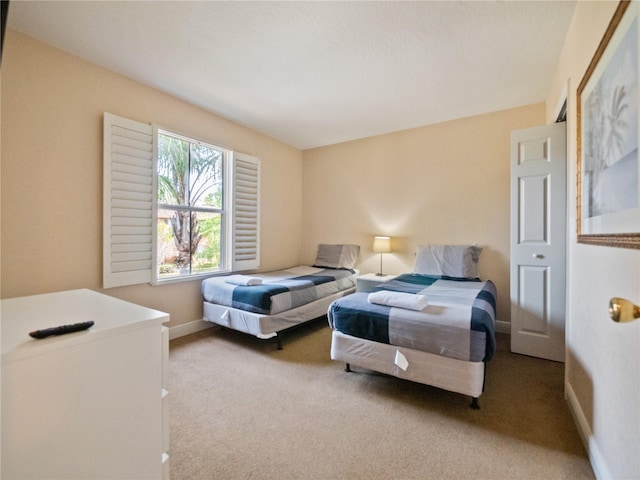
[167,319,214,340]
[565,382,610,480]
[495,320,510,335]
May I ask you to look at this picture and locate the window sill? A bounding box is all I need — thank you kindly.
[152,270,230,286]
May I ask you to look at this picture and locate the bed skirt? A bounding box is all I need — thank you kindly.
[330,330,485,398]
[204,287,355,339]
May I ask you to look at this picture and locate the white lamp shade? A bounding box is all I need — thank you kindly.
[372,236,392,253]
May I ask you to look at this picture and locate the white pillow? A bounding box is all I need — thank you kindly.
[413,244,482,278]
[313,244,360,269]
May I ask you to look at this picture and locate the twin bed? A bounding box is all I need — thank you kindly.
[203,244,496,408]
[202,244,359,349]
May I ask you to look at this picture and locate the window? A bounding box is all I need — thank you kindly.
[156,131,226,281]
[103,113,260,288]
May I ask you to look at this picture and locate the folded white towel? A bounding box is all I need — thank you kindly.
[225,275,263,286]
[367,290,429,311]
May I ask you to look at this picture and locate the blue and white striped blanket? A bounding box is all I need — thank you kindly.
[328,274,496,362]
[202,266,357,315]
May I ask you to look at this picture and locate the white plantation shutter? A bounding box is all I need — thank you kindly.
[231,152,260,271]
[103,113,154,288]
[104,113,261,285]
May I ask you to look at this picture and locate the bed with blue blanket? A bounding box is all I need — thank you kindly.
[202,244,360,349]
[327,245,496,408]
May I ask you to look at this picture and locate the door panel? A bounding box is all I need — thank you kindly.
[518,265,549,335]
[510,122,566,362]
[519,175,548,243]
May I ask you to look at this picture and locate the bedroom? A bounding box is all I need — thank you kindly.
[1,1,638,479]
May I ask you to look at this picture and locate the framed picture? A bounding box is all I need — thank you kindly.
[577,0,640,249]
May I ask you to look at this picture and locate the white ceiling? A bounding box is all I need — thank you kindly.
[7,1,576,150]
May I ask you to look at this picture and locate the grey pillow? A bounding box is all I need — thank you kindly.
[413,245,482,278]
[313,244,360,269]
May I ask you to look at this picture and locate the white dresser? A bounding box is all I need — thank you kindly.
[1,289,170,479]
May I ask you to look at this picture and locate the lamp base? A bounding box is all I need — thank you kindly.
[375,272,385,276]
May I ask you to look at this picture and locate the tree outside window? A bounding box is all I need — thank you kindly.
[156,132,224,280]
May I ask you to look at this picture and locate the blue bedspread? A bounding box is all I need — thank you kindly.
[202,266,357,315]
[328,274,496,362]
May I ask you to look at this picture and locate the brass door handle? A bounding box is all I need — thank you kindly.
[609,297,640,323]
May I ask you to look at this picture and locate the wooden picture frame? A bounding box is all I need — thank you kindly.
[577,0,640,249]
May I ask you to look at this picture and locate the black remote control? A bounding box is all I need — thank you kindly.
[29,321,95,339]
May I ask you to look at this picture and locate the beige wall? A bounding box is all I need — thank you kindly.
[5,5,638,477]
[301,104,546,325]
[1,30,303,326]
[546,2,640,478]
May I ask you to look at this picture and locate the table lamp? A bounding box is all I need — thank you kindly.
[372,236,391,276]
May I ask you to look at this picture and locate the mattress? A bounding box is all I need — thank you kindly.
[328,274,496,362]
[204,289,355,338]
[202,266,358,315]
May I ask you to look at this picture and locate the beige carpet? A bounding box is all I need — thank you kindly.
[169,320,594,479]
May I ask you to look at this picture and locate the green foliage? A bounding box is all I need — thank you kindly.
[195,214,222,268]
[157,133,224,276]
[157,136,189,205]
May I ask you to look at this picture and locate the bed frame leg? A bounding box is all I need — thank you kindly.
[275,334,283,350]
[470,397,480,410]
[483,362,487,391]
[345,363,351,373]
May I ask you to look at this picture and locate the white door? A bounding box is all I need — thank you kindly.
[510,122,566,362]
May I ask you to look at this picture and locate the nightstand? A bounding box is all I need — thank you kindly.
[356,273,397,293]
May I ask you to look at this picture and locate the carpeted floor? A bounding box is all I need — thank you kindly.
[168,319,594,479]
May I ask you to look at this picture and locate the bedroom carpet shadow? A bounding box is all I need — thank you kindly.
[169,320,594,480]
